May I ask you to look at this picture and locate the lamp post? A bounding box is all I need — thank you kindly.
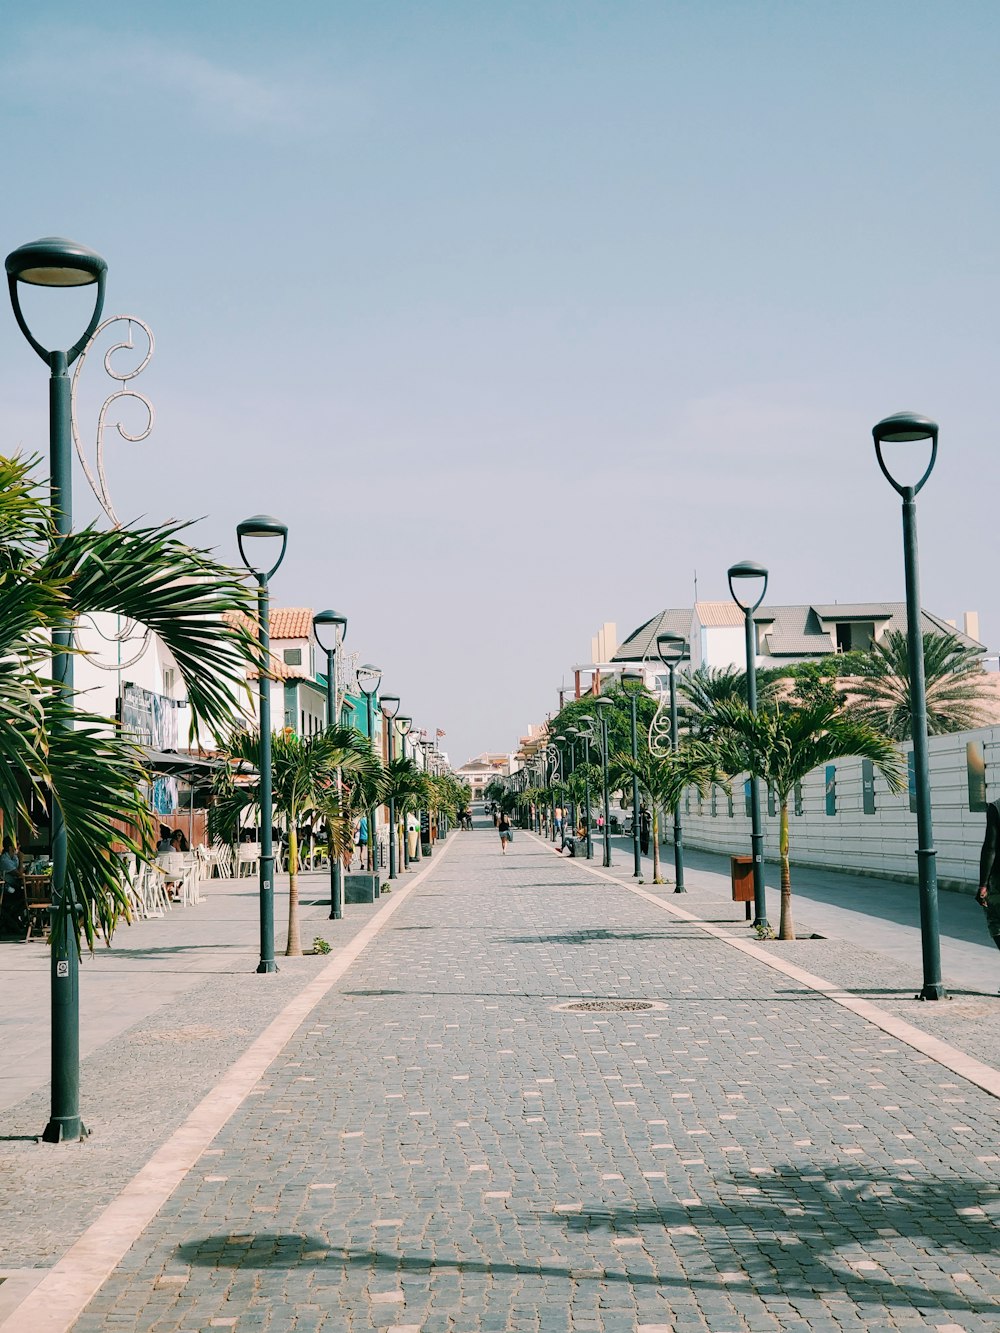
[622,670,644,878]
[313,609,347,919]
[410,729,423,862]
[543,745,558,840]
[397,716,412,868]
[420,738,434,850]
[873,411,944,1001]
[6,236,108,1143]
[656,632,689,893]
[357,663,381,872]
[380,693,400,879]
[237,515,289,974]
[563,727,579,846]
[593,697,614,866]
[577,717,596,860]
[728,559,769,931]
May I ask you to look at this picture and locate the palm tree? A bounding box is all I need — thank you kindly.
[0,453,254,948]
[706,698,904,940]
[214,725,379,955]
[678,663,780,737]
[848,629,993,740]
[611,748,715,885]
[382,756,429,868]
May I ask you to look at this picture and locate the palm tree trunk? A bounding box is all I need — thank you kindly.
[778,798,794,941]
[652,807,662,884]
[286,823,302,957]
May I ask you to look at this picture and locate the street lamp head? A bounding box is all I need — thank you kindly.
[593,695,615,712]
[727,559,769,613]
[356,663,382,696]
[621,669,644,690]
[872,411,939,496]
[6,237,107,287]
[656,631,689,665]
[312,608,347,654]
[872,411,938,444]
[6,236,109,363]
[237,514,288,579]
[379,693,400,720]
[397,716,412,736]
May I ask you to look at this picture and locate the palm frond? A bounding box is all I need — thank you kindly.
[42,520,256,744]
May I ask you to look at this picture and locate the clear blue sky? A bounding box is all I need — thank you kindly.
[2,1,998,765]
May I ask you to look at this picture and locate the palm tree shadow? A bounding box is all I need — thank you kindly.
[171,1165,999,1316]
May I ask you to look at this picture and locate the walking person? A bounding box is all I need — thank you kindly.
[977,796,1000,989]
[498,811,512,855]
[639,803,651,858]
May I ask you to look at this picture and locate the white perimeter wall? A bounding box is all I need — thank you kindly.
[676,725,1000,893]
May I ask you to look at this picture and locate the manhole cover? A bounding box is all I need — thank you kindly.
[553,999,665,1013]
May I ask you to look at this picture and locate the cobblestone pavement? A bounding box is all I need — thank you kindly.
[16,824,1000,1331]
[587,833,1000,1075]
[0,871,384,1310]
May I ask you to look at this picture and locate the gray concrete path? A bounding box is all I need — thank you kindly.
[6,817,994,1332]
[596,833,1000,997]
[0,868,345,1114]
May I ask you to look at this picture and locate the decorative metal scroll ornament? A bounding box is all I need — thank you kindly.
[647,666,674,758]
[69,315,156,670]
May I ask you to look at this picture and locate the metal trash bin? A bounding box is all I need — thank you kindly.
[730,855,754,920]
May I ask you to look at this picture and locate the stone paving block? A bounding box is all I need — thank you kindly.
[7,830,1000,1332]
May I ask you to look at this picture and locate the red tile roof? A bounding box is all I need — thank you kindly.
[270,607,313,639]
[223,607,313,640]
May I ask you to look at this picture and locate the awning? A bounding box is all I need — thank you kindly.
[141,749,223,783]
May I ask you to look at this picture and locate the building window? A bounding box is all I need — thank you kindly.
[907,752,917,814]
[835,620,875,653]
[794,781,803,816]
[710,785,718,816]
[967,741,987,813]
[284,648,302,666]
[825,765,836,816]
[727,785,734,817]
[685,791,691,815]
[743,780,752,819]
[767,784,776,818]
[162,668,175,696]
[862,758,876,814]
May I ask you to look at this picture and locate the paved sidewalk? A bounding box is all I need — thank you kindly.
[587,830,1000,996]
[4,820,995,1332]
[0,866,395,1323]
[0,869,348,1114]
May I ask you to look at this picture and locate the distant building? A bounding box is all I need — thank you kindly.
[619,602,984,671]
[455,752,515,799]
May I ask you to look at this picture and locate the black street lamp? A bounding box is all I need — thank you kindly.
[313,609,348,920]
[409,727,423,862]
[552,730,576,842]
[543,745,559,841]
[356,663,381,872]
[873,410,944,1001]
[397,716,412,869]
[577,717,596,860]
[656,632,690,893]
[593,696,614,867]
[238,515,289,974]
[622,670,644,878]
[6,236,108,1143]
[728,559,769,931]
[563,727,580,846]
[379,693,400,879]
